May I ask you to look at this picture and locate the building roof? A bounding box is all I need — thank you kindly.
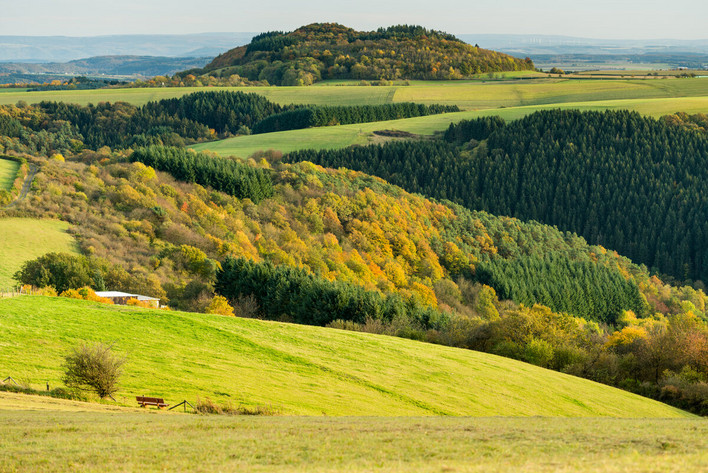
[95,291,160,301]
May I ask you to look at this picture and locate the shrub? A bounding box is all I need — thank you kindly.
[59,286,113,304]
[206,295,234,316]
[523,338,555,368]
[126,298,153,308]
[62,342,126,399]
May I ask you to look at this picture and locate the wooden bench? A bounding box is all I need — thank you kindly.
[136,396,169,409]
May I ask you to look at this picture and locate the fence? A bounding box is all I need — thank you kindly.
[0,286,35,298]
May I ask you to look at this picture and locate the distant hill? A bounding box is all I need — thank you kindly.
[0,33,256,62]
[191,24,535,85]
[0,56,212,84]
[460,34,708,71]
[459,34,708,56]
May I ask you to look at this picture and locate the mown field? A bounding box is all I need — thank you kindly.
[0,296,690,417]
[0,158,19,191]
[0,218,78,289]
[1,77,706,109]
[193,95,708,158]
[0,85,396,107]
[0,399,705,473]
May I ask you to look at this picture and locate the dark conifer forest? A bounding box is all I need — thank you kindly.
[130,146,274,203]
[252,103,460,134]
[285,109,708,284]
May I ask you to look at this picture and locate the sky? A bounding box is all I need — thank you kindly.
[2,0,707,39]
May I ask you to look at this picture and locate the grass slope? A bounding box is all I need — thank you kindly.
[0,77,706,109]
[0,85,396,107]
[193,96,708,158]
[395,78,708,108]
[0,158,19,191]
[0,412,705,472]
[0,391,142,413]
[0,296,690,417]
[0,218,78,289]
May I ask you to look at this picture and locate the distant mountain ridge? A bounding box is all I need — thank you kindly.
[0,33,257,62]
[0,56,211,81]
[459,34,708,56]
[3,32,706,63]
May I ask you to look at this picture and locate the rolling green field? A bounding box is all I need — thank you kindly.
[0,405,705,472]
[0,218,78,289]
[1,78,706,110]
[0,85,396,107]
[194,96,708,158]
[0,158,20,191]
[3,79,707,160]
[0,296,690,417]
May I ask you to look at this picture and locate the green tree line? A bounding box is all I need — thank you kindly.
[130,146,274,203]
[253,103,460,134]
[215,257,445,328]
[475,254,646,324]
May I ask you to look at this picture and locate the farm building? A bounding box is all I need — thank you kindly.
[95,291,160,308]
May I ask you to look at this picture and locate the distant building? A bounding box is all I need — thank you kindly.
[95,291,160,308]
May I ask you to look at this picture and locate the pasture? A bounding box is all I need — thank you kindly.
[194,96,708,158]
[0,404,705,472]
[0,218,78,289]
[0,158,20,191]
[0,85,396,107]
[0,77,706,110]
[0,295,690,417]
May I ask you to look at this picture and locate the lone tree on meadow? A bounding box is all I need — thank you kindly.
[63,342,126,399]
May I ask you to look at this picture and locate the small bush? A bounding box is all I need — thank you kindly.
[60,286,113,304]
[126,298,153,308]
[62,342,126,399]
[206,295,234,316]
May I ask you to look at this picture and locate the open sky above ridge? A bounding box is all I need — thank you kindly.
[2,0,707,40]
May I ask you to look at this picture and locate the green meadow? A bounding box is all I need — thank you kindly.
[0,296,690,417]
[0,158,20,191]
[0,405,705,472]
[3,78,707,160]
[1,77,706,110]
[0,218,78,289]
[0,85,396,107]
[194,96,708,158]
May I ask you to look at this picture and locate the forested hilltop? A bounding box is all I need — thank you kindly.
[183,24,535,85]
[286,110,708,285]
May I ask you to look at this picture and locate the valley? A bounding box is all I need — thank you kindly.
[1,20,707,473]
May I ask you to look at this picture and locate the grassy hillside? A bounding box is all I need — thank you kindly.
[0,411,705,473]
[1,77,706,109]
[0,158,19,191]
[0,391,142,413]
[0,218,78,289]
[395,78,708,108]
[193,96,708,158]
[0,295,690,417]
[0,85,397,107]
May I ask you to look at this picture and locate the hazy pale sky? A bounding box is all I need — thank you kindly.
[2,0,706,39]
